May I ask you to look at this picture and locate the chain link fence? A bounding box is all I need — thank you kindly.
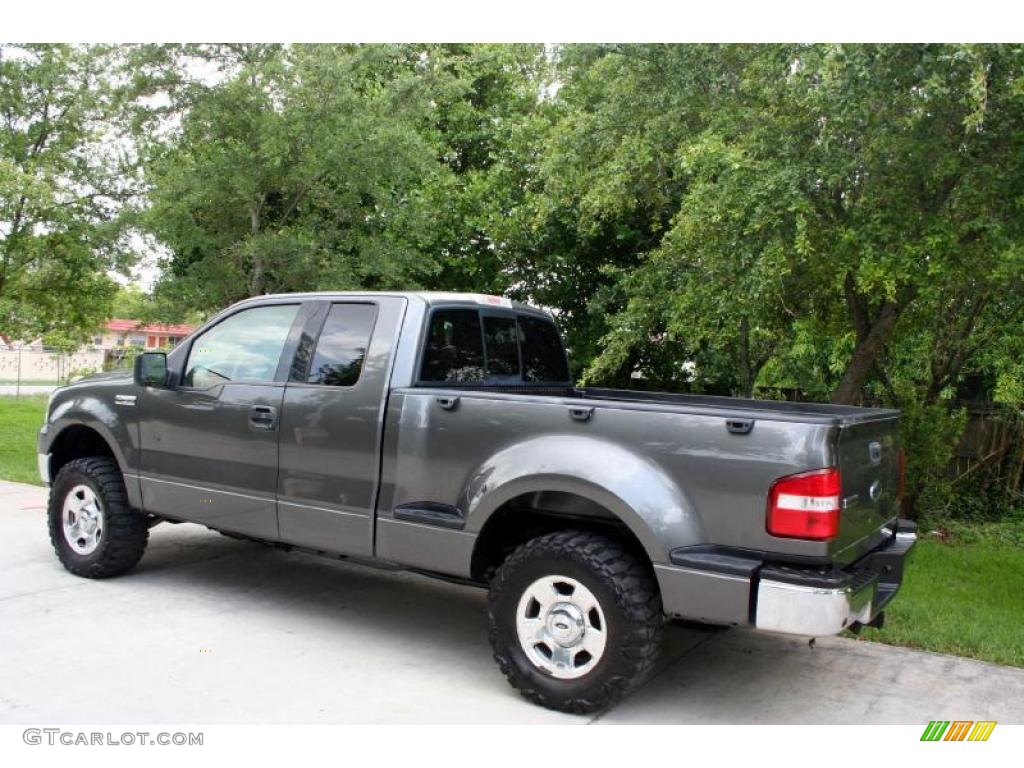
[0,346,107,396]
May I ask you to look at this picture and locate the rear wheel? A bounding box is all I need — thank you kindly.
[48,457,149,578]
[487,530,663,714]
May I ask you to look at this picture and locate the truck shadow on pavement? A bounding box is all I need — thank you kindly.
[125,522,721,717]
[77,523,1024,724]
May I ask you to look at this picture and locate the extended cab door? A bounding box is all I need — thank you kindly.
[138,301,305,538]
[275,296,405,557]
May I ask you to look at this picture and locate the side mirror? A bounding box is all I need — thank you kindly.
[134,352,168,388]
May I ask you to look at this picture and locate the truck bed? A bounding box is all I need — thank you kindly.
[413,384,901,426]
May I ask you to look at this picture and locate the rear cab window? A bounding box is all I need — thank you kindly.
[518,314,570,382]
[306,303,378,387]
[419,306,569,385]
[481,315,520,379]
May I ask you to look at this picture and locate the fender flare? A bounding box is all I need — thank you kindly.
[462,435,705,565]
[41,390,137,487]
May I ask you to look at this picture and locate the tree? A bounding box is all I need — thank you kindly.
[139,44,553,316]
[501,44,1024,516]
[406,43,549,295]
[499,45,779,383]
[0,44,134,344]
[793,45,1024,405]
[140,44,461,310]
[529,45,1024,408]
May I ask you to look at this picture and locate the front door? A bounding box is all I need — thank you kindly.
[138,302,303,538]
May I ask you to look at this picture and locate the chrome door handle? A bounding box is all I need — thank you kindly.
[435,396,460,411]
[249,405,277,430]
[569,407,593,422]
[726,418,754,435]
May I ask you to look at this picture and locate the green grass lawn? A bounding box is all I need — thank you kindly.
[852,525,1024,668]
[0,395,47,485]
[0,395,1020,667]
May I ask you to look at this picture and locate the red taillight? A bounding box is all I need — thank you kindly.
[898,448,906,500]
[767,468,841,540]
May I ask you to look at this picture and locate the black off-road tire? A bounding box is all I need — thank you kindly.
[48,457,149,578]
[487,530,664,714]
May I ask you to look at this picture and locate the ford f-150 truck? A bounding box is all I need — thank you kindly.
[38,291,916,713]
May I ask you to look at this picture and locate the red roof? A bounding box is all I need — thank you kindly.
[106,319,196,336]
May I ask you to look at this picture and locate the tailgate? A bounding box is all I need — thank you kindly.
[831,417,902,565]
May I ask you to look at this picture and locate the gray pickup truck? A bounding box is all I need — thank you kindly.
[38,291,916,713]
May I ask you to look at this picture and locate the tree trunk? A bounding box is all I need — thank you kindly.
[247,202,264,296]
[738,315,754,398]
[831,301,902,405]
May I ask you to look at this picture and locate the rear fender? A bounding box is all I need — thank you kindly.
[463,435,705,564]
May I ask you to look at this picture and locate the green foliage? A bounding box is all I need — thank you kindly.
[143,45,434,306]
[542,45,1024,405]
[923,515,1024,546]
[110,286,149,319]
[68,366,99,382]
[0,395,47,485]
[110,285,199,325]
[137,44,548,314]
[104,344,142,373]
[0,45,136,341]
[40,328,89,354]
[899,399,967,515]
[931,483,1024,525]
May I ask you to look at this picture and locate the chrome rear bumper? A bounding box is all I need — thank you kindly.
[754,520,917,636]
[755,578,874,636]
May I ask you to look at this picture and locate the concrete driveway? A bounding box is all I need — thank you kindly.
[2,479,1023,724]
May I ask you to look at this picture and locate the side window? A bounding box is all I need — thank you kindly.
[307,303,377,386]
[184,304,299,389]
[519,315,570,382]
[420,309,485,383]
[482,315,520,377]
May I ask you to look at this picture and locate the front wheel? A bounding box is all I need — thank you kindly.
[487,530,664,714]
[48,457,149,578]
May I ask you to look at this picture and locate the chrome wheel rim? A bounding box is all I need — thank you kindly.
[515,575,607,680]
[62,484,104,555]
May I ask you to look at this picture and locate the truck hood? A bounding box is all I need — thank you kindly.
[66,369,134,387]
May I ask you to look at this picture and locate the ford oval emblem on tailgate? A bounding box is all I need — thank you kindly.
[869,479,882,502]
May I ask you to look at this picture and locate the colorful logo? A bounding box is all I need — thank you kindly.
[920,721,997,742]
